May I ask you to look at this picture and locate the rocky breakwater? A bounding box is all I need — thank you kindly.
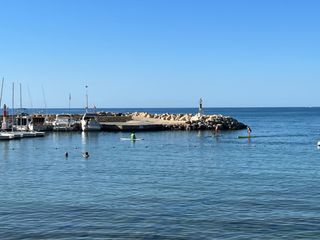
[131,112,247,131]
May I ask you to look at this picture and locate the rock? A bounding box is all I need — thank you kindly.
[126,111,246,131]
[190,115,200,122]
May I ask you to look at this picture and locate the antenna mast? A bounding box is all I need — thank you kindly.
[85,85,88,112]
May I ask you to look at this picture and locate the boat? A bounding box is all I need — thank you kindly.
[0,132,16,140]
[80,85,101,131]
[0,82,45,140]
[28,114,53,131]
[53,114,77,131]
[81,112,101,131]
[22,131,45,138]
[13,112,32,131]
[13,115,45,137]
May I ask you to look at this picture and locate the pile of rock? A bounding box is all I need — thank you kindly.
[184,114,246,131]
[131,112,246,131]
[132,112,193,122]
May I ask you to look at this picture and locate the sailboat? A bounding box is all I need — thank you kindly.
[0,79,14,139]
[80,86,101,131]
[0,81,45,140]
[28,85,52,132]
[53,94,78,131]
[12,84,31,131]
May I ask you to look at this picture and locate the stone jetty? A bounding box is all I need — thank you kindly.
[4,112,247,132]
[128,112,247,131]
[75,111,245,131]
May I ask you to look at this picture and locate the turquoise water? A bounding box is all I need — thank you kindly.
[1,108,320,239]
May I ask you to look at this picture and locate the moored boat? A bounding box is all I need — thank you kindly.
[81,112,101,131]
[53,114,77,131]
[13,112,31,131]
[0,132,16,140]
[28,115,53,131]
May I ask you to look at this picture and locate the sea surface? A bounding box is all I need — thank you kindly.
[1,108,320,239]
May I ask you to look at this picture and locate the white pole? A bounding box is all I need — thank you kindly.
[85,85,88,112]
[199,98,203,116]
[20,83,22,109]
[41,85,47,114]
[20,83,22,130]
[69,93,71,114]
[0,77,4,110]
[12,82,14,131]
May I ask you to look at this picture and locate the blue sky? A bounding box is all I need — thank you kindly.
[0,0,319,108]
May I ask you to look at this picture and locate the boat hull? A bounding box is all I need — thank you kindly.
[81,113,101,131]
[81,120,101,131]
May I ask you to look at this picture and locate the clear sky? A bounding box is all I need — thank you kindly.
[0,0,319,108]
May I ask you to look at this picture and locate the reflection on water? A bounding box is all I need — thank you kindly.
[81,131,87,146]
[1,141,10,160]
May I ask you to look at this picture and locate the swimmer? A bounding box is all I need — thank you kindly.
[82,151,90,158]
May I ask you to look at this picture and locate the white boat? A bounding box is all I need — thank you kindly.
[0,132,16,140]
[0,130,45,140]
[53,114,77,131]
[80,85,101,131]
[13,113,32,131]
[81,112,101,131]
[22,131,45,138]
[28,115,53,131]
[0,131,24,139]
[13,113,45,137]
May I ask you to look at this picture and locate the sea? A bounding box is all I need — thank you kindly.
[1,107,320,239]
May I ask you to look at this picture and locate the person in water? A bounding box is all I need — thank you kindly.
[83,151,89,158]
[130,132,136,141]
[247,126,252,137]
[65,152,69,158]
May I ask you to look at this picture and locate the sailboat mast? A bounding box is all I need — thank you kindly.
[20,83,22,130]
[85,85,88,112]
[12,82,14,132]
[20,83,22,110]
[41,85,47,114]
[0,77,4,110]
